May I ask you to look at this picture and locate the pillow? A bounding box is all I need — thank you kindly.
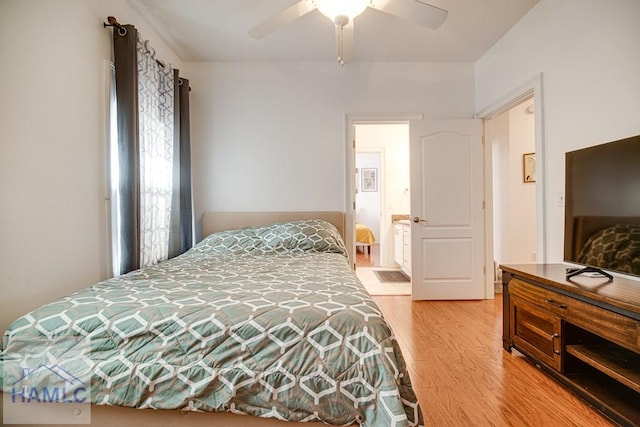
[189,219,348,257]
[189,226,266,255]
[257,219,348,256]
[577,224,640,275]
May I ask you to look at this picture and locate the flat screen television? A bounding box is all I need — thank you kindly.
[564,134,640,278]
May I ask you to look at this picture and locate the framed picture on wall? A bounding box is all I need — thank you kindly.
[361,168,378,192]
[523,152,536,183]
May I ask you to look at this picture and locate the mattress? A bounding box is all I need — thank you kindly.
[2,219,422,426]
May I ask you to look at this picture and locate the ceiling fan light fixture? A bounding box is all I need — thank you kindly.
[314,0,370,24]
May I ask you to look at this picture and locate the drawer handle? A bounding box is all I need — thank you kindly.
[552,333,561,354]
[546,299,567,309]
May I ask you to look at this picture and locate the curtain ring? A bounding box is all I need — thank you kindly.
[178,78,183,86]
[118,27,127,36]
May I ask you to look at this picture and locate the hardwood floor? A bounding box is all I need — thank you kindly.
[355,244,380,267]
[372,295,614,427]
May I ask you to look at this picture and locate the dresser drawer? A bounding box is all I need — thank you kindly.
[509,278,640,354]
[510,294,563,371]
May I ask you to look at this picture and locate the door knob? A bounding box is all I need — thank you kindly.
[413,217,427,223]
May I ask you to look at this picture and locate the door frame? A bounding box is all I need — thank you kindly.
[344,113,423,269]
[475,74,547,286]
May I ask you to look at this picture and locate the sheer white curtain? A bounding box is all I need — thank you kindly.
[137,39,175,267]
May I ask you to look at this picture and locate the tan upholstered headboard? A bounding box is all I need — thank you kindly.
[201,211,346,240]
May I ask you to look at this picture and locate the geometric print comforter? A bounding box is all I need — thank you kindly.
[2,219,424,426]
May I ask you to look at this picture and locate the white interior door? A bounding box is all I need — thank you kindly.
[410,119,485,299]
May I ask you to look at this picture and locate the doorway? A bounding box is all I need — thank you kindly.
[353,123,410,269]
[484,96,539,290]
[347,117,486,299]
[475,74,546,297]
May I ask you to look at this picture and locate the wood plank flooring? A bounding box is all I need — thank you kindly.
[372,295,614,427]
[355,244,380,268]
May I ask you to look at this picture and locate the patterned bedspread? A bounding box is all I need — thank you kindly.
[2,220,423,426]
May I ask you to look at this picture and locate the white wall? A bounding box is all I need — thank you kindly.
[476,0,640,263]
[507,101,537,262]
[184,62,475,240]
[0,0,183,333]
[355,152,381,238]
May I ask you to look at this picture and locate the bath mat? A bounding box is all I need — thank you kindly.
[374,270,410,283]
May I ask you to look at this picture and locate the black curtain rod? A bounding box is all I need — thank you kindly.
[103,16,126,34]
[103,16,166,69]
[104,15,191,90]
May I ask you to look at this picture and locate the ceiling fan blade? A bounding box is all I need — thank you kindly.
[248,1,317,39]
[379,0,448,29]
[335,20,354,65]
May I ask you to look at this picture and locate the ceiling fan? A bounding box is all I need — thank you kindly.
[249,0,448,66]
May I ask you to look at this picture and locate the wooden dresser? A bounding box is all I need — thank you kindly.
[501,264,640,426]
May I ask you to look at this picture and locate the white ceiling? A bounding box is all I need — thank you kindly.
[129,0,539,63]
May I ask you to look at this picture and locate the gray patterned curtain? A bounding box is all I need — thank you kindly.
[111,22,193,275]
[172,74,193,256]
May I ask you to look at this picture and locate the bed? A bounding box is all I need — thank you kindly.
[355,223,376,255]
[2,212,422,426]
